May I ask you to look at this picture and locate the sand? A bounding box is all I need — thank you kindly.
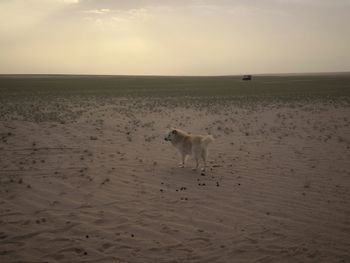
[0,75,350,262]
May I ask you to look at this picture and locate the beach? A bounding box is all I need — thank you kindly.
[1,74,350,262]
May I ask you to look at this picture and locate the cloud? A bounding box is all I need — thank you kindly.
[75,0,350,11]
[0,0,79,35]
[83,8,110,15]
[77,0,195,10]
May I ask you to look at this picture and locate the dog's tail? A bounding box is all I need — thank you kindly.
[202,135,214,147]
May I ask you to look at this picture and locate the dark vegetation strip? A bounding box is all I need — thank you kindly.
[1,74,350,99]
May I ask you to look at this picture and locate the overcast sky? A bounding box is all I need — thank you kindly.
[1,0,349,75]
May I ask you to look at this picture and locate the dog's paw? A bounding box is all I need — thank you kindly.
[178,163,185,168]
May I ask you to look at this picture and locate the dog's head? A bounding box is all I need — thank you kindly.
[164,129,178,142]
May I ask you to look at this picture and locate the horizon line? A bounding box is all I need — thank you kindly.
[1,70,350,78]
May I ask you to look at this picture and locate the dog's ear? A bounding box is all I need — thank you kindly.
[172,129,177,135]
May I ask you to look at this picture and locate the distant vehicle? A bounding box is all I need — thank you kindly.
[242,75,252,80]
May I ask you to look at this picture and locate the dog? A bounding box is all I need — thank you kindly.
[164,128,214,171]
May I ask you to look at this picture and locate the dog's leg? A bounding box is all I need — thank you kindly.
[192,147,200,171]
[192,159,199,171]
[201,149,207,172]
[178,154,185,168]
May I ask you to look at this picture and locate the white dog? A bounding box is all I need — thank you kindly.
[164,128,214,171]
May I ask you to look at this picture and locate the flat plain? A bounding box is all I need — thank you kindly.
[0,74,350,263]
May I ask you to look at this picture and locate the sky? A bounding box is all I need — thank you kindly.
[0,0,349,75]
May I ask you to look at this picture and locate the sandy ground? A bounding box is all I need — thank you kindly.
[1,98,350,263]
